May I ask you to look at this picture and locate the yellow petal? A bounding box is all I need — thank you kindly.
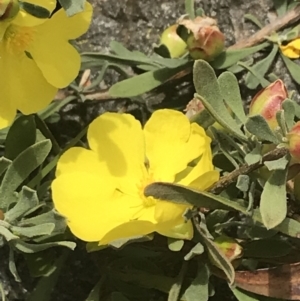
[55,147,105,177]
[13,0,56,27]
[43,1,93,40]
[28,35,81,88]
[52,173,150,242]
[144,110,206,181]
[178,123,214,186]
[0,47,57,116]
[87,113,147,195]
[100,219,156,246]
[280,39,300,59]
[52,172,115,241]
[189,170,220,190]
[154,200,191,225]
[156,221,194,240]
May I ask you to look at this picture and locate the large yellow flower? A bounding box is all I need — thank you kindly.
[0,0,92,128]
[52,109,219,245]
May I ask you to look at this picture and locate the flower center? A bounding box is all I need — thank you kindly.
[138,176,157,208]
[4,24,35,55]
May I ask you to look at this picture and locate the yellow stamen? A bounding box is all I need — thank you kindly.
[4,24,35,55]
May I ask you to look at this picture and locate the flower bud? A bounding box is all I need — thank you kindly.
[0,0,19,21]
[287,121,300,162]
[159,24,187,58]
[179,16,225,61]
[249,80,288,130]
[209,235,242,269]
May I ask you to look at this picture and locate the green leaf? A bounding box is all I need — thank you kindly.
[218,71,246,123]
[264,156,289,171]
[244,14,263,28]
[211,42,269,69]
[0,157,11,178]
[5,186,39,223]
[58,0,85,16]
[189,109,215,130]
[185,0,195,19]
[10,223,55,238]
[26,251,69,301]
[245,115,279,144]
[282,99,296,130]
[85,279,102,301]
[19,1,50,18]
[245,144,262,165]
[196,223,235,284]
[193,60,246,141]
[236,175,250,192]
[244,44,278,89]
[11,240,76,253]
[243,238,292,258]
[273,0,288,17]
[109,64,190,97]
[5,115,36,160]
[168,238,184,252]
[0,226,18,241]
[184,243,204,260]
[281,53,300,85]
[144,182,300,238]
[182,264,209,301]
[0,140,52,209]
[260,168,288,229]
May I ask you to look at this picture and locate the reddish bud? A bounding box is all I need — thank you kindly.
[249,80,288,130]
[179,16,225,61]
[160,24,187,58]
[287,121,300,162]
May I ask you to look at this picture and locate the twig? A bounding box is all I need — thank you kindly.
[229,4,300,50]
[209,147,289,195]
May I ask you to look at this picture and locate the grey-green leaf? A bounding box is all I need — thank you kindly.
[0,140,52,209]
[260,168,288,229]
[109,65,190,97]
[211,42,269,69]
[185,0,195,19]
[245,115,279,144]
[244,44,278,89]
[5,115,36,160]
[58,0,85,16]
[5,186,39,223]
[218,71,246,123]
[182,264,209,301]
[281,53,300,85]
[282,99,296,130]
[184,243,204,261]
[193,60,246,140]
[264,156,289,171]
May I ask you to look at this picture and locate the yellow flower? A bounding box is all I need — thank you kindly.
[0,0,93,129]
[280,38,300,58]
[52,109,219,245]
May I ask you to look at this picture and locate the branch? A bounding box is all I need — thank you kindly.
[209,147,289,195]
[229,4,300,50]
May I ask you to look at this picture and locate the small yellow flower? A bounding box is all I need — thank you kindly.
[280,38,300,59]
[52,109,219,245]
[0,0,93,129]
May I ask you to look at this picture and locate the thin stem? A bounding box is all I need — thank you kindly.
[34,114,61,155]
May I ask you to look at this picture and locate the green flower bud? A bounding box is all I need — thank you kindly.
[179,16,225,61]
[249,80,288,130]
[0,0,19,22]
[160,24,187,58]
